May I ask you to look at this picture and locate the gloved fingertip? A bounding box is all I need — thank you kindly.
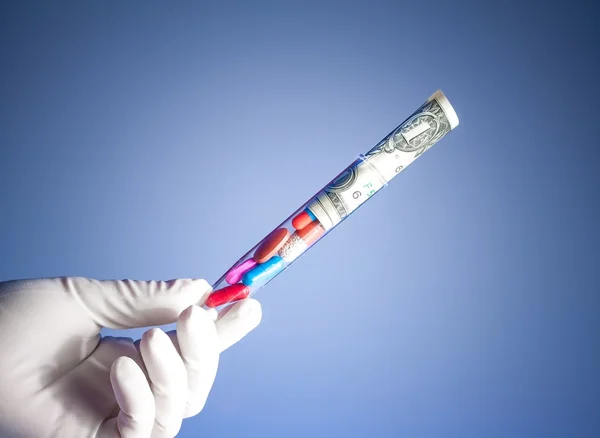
[206,307,219,321]
[141,327,168,346]
[235,298,263,324]
[179,304,204,320]
[111,355,138,376]
[190,278,213,296]
[178,305,218,338]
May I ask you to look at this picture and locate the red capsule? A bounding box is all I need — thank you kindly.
[205,284,250,308]
[292,211,312,230]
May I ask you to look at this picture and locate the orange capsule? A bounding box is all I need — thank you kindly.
[297,220,324,245]
[254,227,290,263]
[205,284,250,308]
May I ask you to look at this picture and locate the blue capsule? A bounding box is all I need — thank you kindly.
[242,256,285,287]
[306,208,317,221]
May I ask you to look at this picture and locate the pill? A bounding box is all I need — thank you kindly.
[205,283,250,308]
[242,256,285,287]
[297,220,325,245]
[254,228,290,263]
[291,209,316,230]
[278,233,307,262]
[278,220,325,262]
[225,258,257,284]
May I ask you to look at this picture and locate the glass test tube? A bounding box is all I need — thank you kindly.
[203,90,459,311]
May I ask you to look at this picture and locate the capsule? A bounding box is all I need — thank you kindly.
[278,233,306,262]
[242,256,285,287]
[297,220,324,245]
[278,220,325,262]
[254,228,290,263]
[225,258,258,284]
[205,283,250,308]
[291,209,317,230]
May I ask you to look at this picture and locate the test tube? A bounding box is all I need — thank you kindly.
[204,90,459,310]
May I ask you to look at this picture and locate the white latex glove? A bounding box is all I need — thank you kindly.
[0,277,262,438]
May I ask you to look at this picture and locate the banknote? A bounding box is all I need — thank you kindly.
[306,90,458,230]
[307,157,386,230]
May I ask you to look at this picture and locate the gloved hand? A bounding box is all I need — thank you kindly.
[0,277,262,438]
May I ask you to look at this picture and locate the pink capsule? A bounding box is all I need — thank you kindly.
[206,284,250,308]
[225,258,258,284]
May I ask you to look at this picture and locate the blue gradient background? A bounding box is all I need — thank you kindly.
[1,1,599,437]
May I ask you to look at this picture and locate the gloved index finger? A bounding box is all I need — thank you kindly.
[65,277,213,330]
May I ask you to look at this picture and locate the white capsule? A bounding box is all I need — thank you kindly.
[278,234,307,262]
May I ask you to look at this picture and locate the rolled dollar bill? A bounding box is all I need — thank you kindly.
[307,90,458,230]
[205,90,459,309]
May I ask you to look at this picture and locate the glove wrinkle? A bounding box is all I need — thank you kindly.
[62,277,105,330]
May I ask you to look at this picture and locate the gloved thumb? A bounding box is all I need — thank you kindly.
[65,277,213,330]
